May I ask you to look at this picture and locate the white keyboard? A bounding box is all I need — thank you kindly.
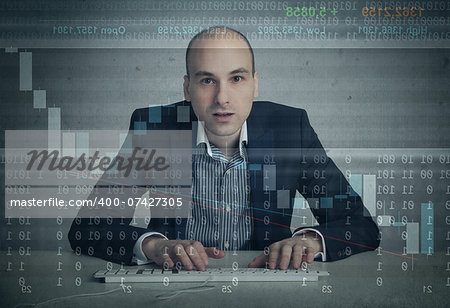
[94,267,329,283]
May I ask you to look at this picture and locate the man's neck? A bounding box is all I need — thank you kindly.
[206,131,240,160]
[217,143,237,160]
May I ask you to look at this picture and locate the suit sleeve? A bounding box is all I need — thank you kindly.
[295,110,380,261]
[68,109,173,265]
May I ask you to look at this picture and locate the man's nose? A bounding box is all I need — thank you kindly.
[215,82,229,106]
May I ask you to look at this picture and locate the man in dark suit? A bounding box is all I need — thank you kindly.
[69,27,379,270]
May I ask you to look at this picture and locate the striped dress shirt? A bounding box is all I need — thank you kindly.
[186,121,253,251]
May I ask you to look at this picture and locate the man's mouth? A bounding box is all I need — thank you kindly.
[213,112,234,117]
[212,112,234,122]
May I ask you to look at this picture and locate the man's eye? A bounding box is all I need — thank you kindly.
[232,76,243,83]
[201,78,214,85]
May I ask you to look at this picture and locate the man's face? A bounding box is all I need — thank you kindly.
[184,36,258,145]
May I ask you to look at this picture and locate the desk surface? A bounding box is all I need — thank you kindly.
[1,250,448,308]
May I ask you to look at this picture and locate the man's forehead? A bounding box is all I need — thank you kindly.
[189,53,252,76]
[188,40,252,71]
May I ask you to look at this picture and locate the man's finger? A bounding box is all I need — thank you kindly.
[204,247,226,259]
[173,244,194,271]
[185,245,206,271]
[291,244,304,269]
[278,245,293,270]
[161,252,174,269]
[305,247,315,264]
[268,246,280,269]
[248,253,267,268]
[192,241,209,265]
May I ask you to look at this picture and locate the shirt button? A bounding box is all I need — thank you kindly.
[226,205,231,212]
[224,241,230,249]
[225,170,231,175]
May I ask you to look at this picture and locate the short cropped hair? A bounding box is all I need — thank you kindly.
[185,26,255,77]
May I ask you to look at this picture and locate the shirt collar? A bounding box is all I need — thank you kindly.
[196,121,248,157]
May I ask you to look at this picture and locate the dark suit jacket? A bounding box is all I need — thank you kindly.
[69,101,379,265]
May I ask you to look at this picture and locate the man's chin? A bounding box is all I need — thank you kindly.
[210,130,239,137]
[205,126,241,138]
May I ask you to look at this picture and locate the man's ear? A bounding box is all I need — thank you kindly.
[253,71,259,99]
[183,75,191,102]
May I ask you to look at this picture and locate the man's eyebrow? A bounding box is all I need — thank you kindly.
[193,68,250,78]
[229,68,250,75]
[194,71,214,77]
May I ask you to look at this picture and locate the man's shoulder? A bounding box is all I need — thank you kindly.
[249,101,307,125]
[251,101,306,116]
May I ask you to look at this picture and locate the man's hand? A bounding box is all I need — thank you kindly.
[142,237,225,271]
[248,233,323,270]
